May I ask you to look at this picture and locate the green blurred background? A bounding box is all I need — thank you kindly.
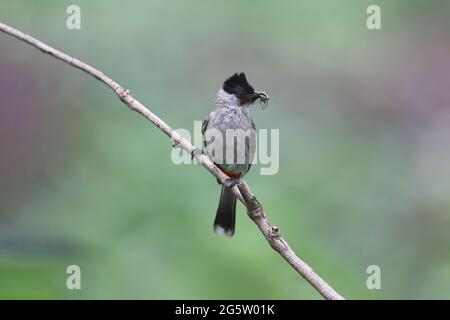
[1,0,450,299]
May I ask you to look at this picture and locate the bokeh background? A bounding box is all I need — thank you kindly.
[1,0,450,299]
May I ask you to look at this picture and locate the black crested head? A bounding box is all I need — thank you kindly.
[222,73,259,105]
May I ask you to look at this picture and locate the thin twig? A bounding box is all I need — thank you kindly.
[0,21,344,300]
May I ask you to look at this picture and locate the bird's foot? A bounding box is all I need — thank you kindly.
[226,178,240,188]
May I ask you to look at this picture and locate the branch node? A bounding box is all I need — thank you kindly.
[247,196,264,219]
[172,140,180,148]
[119,89,130,102]
[191,147,203,160]
[269,225,281,238]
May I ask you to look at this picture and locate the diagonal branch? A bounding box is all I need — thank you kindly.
[0,21,344,300]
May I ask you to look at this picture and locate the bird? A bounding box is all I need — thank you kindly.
[202,73,269,236]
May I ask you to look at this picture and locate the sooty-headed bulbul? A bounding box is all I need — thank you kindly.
[202,73,269,237]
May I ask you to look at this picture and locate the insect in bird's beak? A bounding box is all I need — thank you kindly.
[255,91,270,110]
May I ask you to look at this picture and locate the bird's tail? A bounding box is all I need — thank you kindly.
[213,186,236,237]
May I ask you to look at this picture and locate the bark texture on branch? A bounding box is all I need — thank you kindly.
[0,21,344,300]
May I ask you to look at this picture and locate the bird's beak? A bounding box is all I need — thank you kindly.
[254,91,270,103]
